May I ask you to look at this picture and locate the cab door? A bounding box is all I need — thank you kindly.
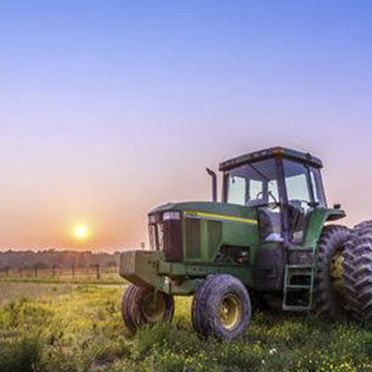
[282,160,318,244]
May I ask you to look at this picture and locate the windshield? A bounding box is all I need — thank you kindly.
[225,159,279,207]
[283,160,327,207]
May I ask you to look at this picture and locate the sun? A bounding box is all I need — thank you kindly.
[73,224,91,242]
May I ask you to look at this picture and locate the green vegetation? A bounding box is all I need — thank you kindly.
[0,271,122,286]
[0,281,371,371]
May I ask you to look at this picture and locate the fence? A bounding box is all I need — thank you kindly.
[0,265,121,282]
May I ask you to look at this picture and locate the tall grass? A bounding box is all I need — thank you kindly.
[0,283,371,371]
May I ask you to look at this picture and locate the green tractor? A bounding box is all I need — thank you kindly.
[120,146,372,340]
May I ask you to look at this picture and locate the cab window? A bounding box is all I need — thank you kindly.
[226,159,279,206]
[283,160,313,243]
[285,167,311,203]
[310,167,327,207]
[249,179,263,201]
[227,176,246,206]
[283,160,326,207]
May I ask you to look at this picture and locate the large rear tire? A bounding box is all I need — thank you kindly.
[342,230,361,317]
[314,225,350,317]
[191,274,251,340]
[346,221,372,320]
[121,284,174,333]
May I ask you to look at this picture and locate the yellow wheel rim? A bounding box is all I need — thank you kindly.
[330,251,344,294]
[141,292,166,323]
[219,293,242,330]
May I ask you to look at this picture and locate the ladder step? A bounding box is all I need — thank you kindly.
[283,263,316,311]
[283,304,312,312]
[286,285,312,290]
[287,264,314,270]
[282,245,316,312]
[286,272,313,278]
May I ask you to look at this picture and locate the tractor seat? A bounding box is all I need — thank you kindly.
[259,207,284,243]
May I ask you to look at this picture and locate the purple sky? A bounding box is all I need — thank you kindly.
[1,1,372,250]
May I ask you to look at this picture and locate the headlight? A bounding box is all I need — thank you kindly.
[148,214,159,224]
[163,211,181,221]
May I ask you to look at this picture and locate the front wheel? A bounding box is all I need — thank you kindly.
[192,274,251,340]
[121,284,174,333]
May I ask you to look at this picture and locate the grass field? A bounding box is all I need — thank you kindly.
[0,280,371,372]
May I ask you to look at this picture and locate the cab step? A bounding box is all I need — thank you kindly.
[282,264,315,312]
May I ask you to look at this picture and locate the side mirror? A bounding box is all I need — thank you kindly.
[333,203,341,209]
[206,168,217,202]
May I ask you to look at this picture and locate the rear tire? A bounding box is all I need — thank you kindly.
[348,221,372,320]
[121,284,174,333]
[314,225,350,317]
[191,274,251,340]
[342,231,361,317]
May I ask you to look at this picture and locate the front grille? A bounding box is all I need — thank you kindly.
[185,219,201,258]
[162,220,183,261]
[148,214,183,261]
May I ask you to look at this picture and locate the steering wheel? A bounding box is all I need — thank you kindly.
[255,191,278,204]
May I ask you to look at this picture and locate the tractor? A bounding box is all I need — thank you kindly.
[120,146,372,340]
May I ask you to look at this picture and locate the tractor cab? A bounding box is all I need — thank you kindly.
[219,147,327,245]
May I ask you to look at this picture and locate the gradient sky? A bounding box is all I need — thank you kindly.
[1,1,372,250]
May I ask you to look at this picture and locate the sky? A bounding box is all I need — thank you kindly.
[1,1,372,250]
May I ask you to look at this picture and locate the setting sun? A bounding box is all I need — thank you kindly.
[73,224,91,242]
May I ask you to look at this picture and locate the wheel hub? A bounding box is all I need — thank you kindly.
[141,292,166,323]
[219,293,242,330]
[330,251,344,294]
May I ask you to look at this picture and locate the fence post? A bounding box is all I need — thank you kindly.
[34,266,38,277]
[19,267,23,277]
[72,264,75,279]
[6,267,9,277]
[52,265,56,277]
[96,264,100,279]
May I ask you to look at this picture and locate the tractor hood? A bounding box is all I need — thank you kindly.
[121,201,260,293]
[149,201,258,223]
[149,201,259,262]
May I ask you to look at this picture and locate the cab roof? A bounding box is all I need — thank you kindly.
[219,146,323,172]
